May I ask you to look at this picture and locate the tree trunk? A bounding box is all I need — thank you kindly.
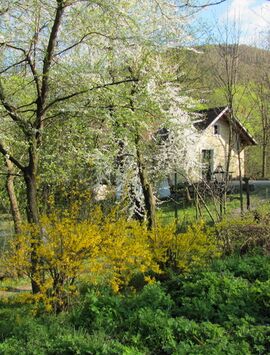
[262,140,267,179]
[5,159,22,234]
[129,184,145,223]
[237,135,244,215]
[243,177,250,210]
[23,151,41,294]
[224,108,234,215]
[260,96,268,179]
[24,170,39,225]
[135,134,156,230]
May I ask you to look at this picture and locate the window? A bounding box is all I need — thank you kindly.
[213,124,220,135]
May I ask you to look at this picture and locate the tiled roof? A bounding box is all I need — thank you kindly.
[194,106,227,130]
[194,106,257,146]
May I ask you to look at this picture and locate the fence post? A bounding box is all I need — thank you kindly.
[243,177,250,210]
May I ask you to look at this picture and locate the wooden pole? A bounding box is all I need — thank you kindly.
[243,177,250,210]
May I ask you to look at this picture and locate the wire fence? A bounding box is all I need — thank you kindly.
[157,180,270,227]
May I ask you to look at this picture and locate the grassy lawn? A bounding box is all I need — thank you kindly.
[157,193,264,227]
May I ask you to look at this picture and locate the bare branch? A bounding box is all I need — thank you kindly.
[0,143,25,171]
[178,0,226,9]
[40,0,65,106]
[0,58,27,74]
[17,100,37,110]
[0,80,29,131]
[25,52,41,96]
[0,42,41,96]
[55,31,126,57]
[42,78,139,115]
[0,42,25,54]
[41,112,63,125]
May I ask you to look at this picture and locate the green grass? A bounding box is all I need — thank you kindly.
[157,194,263,227]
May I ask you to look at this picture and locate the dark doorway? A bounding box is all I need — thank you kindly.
[202,149,214,181]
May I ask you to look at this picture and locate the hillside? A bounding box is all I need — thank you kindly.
[178,44,269,100]
[201,45,268,82]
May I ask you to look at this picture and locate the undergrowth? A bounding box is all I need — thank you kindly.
[0,253,270,354]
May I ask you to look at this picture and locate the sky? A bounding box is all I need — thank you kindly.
[195,0,270,45]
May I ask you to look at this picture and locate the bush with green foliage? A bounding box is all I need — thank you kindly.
[0,253,270,354]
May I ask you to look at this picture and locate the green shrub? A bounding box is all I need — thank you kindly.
[211,254,270,282]
[163,254,270,320]
[173,271,252,323]
[1,254,270,354]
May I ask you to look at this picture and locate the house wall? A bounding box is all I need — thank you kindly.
[188,116,245,181]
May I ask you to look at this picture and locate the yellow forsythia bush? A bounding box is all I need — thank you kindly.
[89,215,160,292]
[4,208,159,310]
[4,207,219,311]
[174,221,221,272]
[4,210,102,311]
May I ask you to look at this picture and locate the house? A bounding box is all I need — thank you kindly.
[158,106,257,198]
[192,106,257,181]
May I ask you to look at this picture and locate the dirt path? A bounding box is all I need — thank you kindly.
[0,283,31,298]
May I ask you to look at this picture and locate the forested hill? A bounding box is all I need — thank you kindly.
[195,44,270,86]
[167,44,270,102]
